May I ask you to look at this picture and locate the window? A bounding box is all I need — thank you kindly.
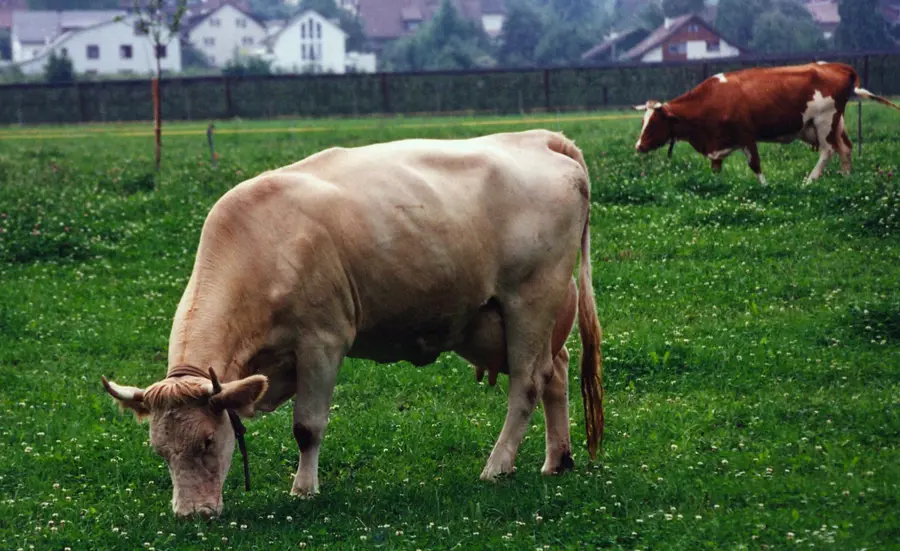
[210,17,221,27]
[667,42,686,54]
[316,22,321,39]
[687,24,699,32]
[203,37,215,47]
[236,17,247,28]
[706,40,720,53]
[301,23,306,38]
[156,45,167,58]
[405,21,419,31]
[242,36,254,46]
[301,44,307,60]
[120,44,133,59]
[86,44,99,59]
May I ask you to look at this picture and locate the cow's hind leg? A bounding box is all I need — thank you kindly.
[540,345,574,475]
[290,338,344,498]
[805,113,840,183]
[480,282,563,481]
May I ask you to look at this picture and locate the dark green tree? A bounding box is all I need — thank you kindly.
[0,29,11,61]
[381,0,494,71]
[534,20,594,66]
[43,50,75,83]
[715,0,763,46]
[834,0,892,51]
[498,0,546,67]
[750,8,827,53]
[637,0,666,30]
[662,0,705,18]
[549,0,597,22]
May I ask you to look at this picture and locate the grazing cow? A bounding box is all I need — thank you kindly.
[100,129,605,517]
[633,62,900,184]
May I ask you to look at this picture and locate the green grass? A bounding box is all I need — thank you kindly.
[1,105,898,551]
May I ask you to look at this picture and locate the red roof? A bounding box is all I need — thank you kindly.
[622,13,741,61]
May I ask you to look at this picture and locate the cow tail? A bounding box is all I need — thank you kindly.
[852,72,900,112]
[547,131,604,460]
[577,212,604,461]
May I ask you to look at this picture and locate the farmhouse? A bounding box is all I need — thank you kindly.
[256,9,347,73]
[11,10,182,76]
[183,2,268,68]
[620,13,744,63]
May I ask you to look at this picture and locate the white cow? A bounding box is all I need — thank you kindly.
[101,129,605,517]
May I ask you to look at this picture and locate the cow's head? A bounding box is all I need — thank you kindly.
[101,368,267,517]
[633,100,676,154]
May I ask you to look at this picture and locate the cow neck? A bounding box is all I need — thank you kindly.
[165,363,253,492]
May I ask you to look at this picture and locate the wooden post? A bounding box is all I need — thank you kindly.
[223,77,234,119]
[152,77,161,172]
[602,85,608,108]
[207,123,217,168]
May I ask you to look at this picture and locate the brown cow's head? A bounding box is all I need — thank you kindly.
[633,100,675,154]
[101,369,267,517]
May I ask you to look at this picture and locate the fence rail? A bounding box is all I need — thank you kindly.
[0,50,898,126]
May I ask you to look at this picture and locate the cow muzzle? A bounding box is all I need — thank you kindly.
[173,499,223,518]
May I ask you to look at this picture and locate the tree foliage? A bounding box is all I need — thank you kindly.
[498,0,546,66]
[834,0,892,51]
[43,50,75,83]
[717,0,827,51]
[381,0,495,71]
[662,0,705,18]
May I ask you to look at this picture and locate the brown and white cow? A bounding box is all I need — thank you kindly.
[100,129,605,517]
[634,62,900,184]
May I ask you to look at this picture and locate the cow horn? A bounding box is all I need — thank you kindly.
[208,367,222,394]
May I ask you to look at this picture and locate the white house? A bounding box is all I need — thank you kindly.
[11,9,125,63]
[621,13,744,63]
[184,2,268,67]
[259,9,347,73]
[13,12,182,76]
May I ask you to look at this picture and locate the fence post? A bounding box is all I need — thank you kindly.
[602,85,608,109]
[380,73,391,114]
[224,77,234,119]
[75,82,87,123]
[543,69,551,112]
[701,62,709,81]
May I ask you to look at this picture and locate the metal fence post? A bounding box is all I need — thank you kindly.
[380,73,391,114]
[224,77,234,119]
[543,69,551,112]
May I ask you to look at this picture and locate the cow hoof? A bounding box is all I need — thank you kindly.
[541,451,575,476]
[479,463,516,482]
[290,482,320,499]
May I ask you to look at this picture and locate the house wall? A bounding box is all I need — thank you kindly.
[13,39,48,62]
[641,46,662,63]
[659,23,739,61]
[188,4,267,66]
[18,17,182,76]
[481,14,504,36]
[270,11,346,73]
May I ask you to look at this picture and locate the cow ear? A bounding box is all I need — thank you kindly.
[210,375,268,414]
[659,104,677,120]
[633,103,649,111]
[101,376,151,421]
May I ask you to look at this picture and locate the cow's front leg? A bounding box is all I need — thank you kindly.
[540,345,574,475]
[710,159,723,173]
[291,342,342,498]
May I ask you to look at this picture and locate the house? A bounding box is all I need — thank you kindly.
[581,27,651,63]
[620,13,744,63]
[12,11,182,76]
[357,0,506,51]
[258,9,348,73]
[183,2,267,67]
[804,0,839,40]
[0,0,27,31]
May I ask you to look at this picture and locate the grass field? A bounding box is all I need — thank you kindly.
[1,105,898,551]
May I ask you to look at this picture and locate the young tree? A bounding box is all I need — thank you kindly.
[662,0,705,18]
[121,0,187,173]
[43,50,75,83]
[834,0,892,51]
